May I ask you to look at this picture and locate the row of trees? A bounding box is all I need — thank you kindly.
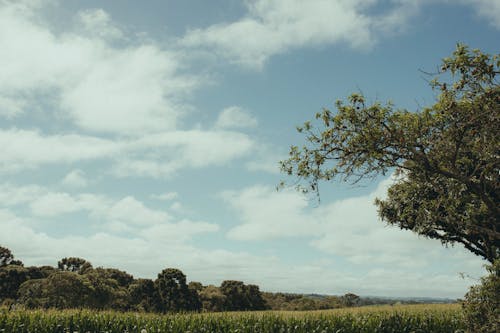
[1,246,379,312]
[0,247,266,312]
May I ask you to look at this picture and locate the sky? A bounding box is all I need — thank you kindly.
[0,0,498,298]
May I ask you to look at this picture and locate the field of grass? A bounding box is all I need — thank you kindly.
[0,303,465,333]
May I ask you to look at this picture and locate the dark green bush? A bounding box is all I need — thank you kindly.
[462,259,500,333]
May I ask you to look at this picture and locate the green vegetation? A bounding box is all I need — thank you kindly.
[462,259,500,332]
[1,45,496,331]
[2,246,437,314]
[0,246,268,313]
[280,44,499,263]
[0,304,464,333]
[280,44,499,332]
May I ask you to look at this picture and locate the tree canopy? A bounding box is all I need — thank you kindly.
[280,44,499,263]
[0,245,443,312]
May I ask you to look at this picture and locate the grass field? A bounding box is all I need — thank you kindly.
[0,303,465,333]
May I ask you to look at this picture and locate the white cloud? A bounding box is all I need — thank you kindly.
[61,169,88,188]
[139,219,219,243]
[77,8,124,40]
[112,130,255,178]
[0,1,196,135]
[0,128,255,176]
[151,192,179,201]
[0,183,46,206]
[0,129,120,172]
[181,0,500,68]
[1,182,169,228]
[107,196,170,226]
[223,185,322,240]
[28,191,111,218]
[30,192,83,217]
[222,178,485,271]
[182,0,400,68]
[215,106,258,129]
[0,207,483,297]
[0,95,25,117]
[461,0,500,28]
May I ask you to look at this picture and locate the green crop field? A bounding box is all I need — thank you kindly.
[0,304,466,333]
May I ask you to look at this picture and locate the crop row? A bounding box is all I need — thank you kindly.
[0,304,465,333]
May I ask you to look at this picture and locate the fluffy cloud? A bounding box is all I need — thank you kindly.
[462,0,500,28]
[181,0,499,68]
[107,196,170,226]
[151,192,179,201]
[223,185,321,240]
[222,178,484,272]
[0,129,120,172]
[77,8,124,40]
[112,130,255,178]
[0,182,219,246]
[0,128,255,176]
[181,0,427,68]
[0,183,168,226]
[61,169,88,188]
[0,1,195,135]
[0,177,485,297]
[215,106,258,129]
[0,206,482,297]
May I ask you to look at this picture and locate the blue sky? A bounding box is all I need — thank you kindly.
[1,0,498,298]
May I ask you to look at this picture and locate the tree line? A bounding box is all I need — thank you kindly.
[0,246,267,312]
[1,246,377,312]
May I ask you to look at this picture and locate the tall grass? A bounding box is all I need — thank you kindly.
[0,304,465,333]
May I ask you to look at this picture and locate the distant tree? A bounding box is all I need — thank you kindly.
[10,260,23,266]
[129,278,156,312]
[188,281,203,293]
[0,246,16,267]
[40,271,93,309]
[98,268,134,288]
[341,293,361,307]
[0,265,29,301]
[37,265,57,278]
[17,279,47,308]
[84,268,129,310]
[220,280,247,311]
[154,268,200,312]
[58,257,93,274]
[199,285,226,312]
[280,44,499,263]
[245,284,267,310]
[220,280,267,311]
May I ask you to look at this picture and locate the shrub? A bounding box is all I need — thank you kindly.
[462,259,500,333]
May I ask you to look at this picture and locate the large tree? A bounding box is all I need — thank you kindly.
[154,268,200,312]
[280,44,499,263]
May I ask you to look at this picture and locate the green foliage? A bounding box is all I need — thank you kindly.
[57,257,93,274]
[154,268,201,312]
[341,293,361,307]
[0,265,30,301]
[0,304,466,333]
[0,246,14,267]
[280,44,499,263]
[199,284,227,312]
[0,246,22,267]
[462,260,500,332]
[129,278,156,312]
[220,280,267,311]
